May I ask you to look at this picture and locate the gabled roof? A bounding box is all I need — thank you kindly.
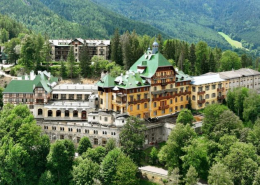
[115,72,150,89]
[3,71,58,94]
[130,52,172,78]
[96,74,115,88]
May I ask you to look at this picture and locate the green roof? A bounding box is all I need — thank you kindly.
[115,72,150,89]
[130,52,172,78]
[176,70,192,82]
[96,74,116,88]
[3,71,58,93]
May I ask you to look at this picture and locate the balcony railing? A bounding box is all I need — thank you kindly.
[217,87,225,92]
[197,99,205,104]
[217,95,225,100]
[158,105,170,110]
[197,91,205,95]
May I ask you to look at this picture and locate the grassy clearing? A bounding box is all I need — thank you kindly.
[218,32,243,49]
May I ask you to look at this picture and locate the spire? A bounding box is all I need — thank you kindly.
[152,39,159,54]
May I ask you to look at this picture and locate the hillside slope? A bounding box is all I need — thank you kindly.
[91,0,260,50]
[0,0,165,39]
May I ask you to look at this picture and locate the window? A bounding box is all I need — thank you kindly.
[212,93,216,98]
[130,105,133,111]
[181,96,183,101]
[68,128,73,132]
[111,132,116,136]
[85,95,89,100]
[205,86,209,91]
[144,103,148,108]
[52,126,56,130]
[137,94,141,100]
[153,111,157,116]
[144,93,148,99]
[53,94,58,99]
[154,102,157,108]
[56,110,61,117]
[77,137,80,143]
[38,109,43,115]
[104,117,108,122]
[48,110,53,117]
[137,104,140,110]
[130,96,134,102]
[69,94,74,100]
[137,88,141,92]
[100,99,103,104]
[175,106,178,111]
[94,130,98,135]
[73,110,78,117]
[44,126,48,130]
[137,114,141,118]
[103,131,107,135]
[175,98,177,102]
[60,127,64,131]
[198,87,203,92]
[77,94,82,100]
[206,94,209,99]
[170,99,173,104]
[65,110,70,117]
[186,95,189,100]
[60,135,64,139]
[29,105,34,109]
[154,86,157,91]
[85,129,89,134]
[170,108,173,112]
[181,105,184,109]
[161,110,165,114]
[77,128,81,133]
[212,85,216,89]
[94,138,98,145]
[61,94,66,100]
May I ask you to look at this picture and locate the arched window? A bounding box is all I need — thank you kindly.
[56,110,61,117]
[38,109,43,115]
[65,110,69,117]
[206,94,209,99]
[192,95,196,101]
[73,110,78,117]
[181,96,183,101]
[48,110,53,117]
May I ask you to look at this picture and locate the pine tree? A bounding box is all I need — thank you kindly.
[189,44,196,76]
[201,53,209,74]
[209,52,216,72]
[67,46,75,79]
[157,34,163,52]
[255,57,260,69]
[184,166,199,185]
[178,51,184,71]
[79,41,91,78]
[111,29,123,65]
[60,59,67,79]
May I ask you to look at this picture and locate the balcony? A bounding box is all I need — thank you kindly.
[161,82,167,86]
[159,105,169,110]
[197,99,205,104]
[217,87,225,92]
[217,95,225,100]
[128,98,150,105]
[197,91,205,95]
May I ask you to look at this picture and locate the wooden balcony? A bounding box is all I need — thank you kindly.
[159,105,169,110]
[217,95,225,100]
[128,98,150,105]
[217,87,225,92]
[197,99,205,104]
[197,91,205,95]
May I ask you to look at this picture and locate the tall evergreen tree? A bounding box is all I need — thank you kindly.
[178,51,184,71]
[79,41,91,78]
[111,29,123,65]
[67,46,75,79]
[157,33,163,52]
[209,52,216,72]
[196,41,208,75]
[189,44,196,75]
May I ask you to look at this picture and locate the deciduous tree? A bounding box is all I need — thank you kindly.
[77,136,92,155]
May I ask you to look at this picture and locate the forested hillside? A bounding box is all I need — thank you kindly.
[92,0,260,50]
[0,0,165,39]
